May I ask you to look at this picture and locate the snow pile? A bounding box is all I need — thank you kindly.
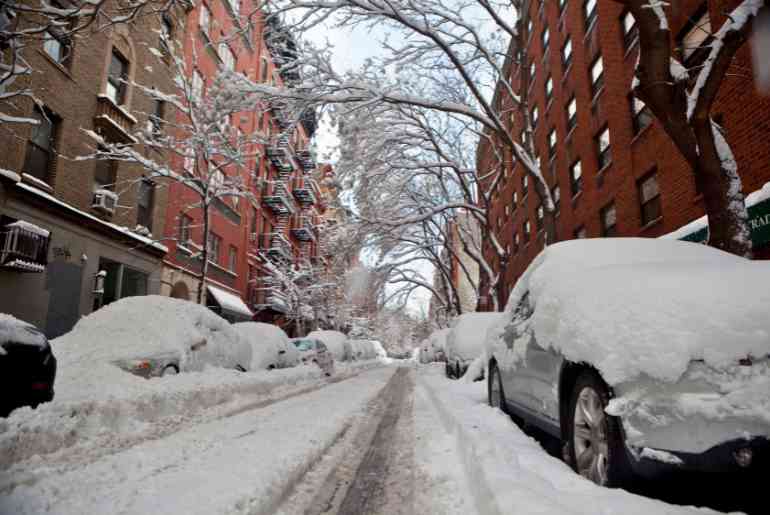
[0,314,47,353]
[419,328,450,363]
[233,322,299,370]
[446,313,503,364]
[52,296,252,400]
[307,330,349,361]
[488,238,770,386]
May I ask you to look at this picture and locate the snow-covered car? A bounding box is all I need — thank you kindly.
[445,313,504,379]
[233,322,300,371]
[291,337,334,375]
[54,296,252,379]
[348,339,379,360]
[420,328,449,363]
[307,330,351,362]
[0,314,57,417]
[486,238,770,487]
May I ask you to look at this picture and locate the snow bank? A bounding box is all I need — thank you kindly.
[233,322,299,370]
[0,314,47,351]
[50,296,252,405]
[307,330,349,361]
[488,238,770,385]
[446,313,504,363]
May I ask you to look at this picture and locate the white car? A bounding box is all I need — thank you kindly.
[291,338,335,375]
[54,296,252,378]
[486,238,770,487]
[445,313,504,379]
[233,322,300,371]
[307,330,351,362]
[348,339,379,360]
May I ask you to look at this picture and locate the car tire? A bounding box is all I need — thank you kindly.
[566,370,631,488]
[455,361,462,379]
[445,361,454,379]
[487,361,507,413]
[161,365,179,377]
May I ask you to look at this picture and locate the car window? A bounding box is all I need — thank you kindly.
[502,292,533,349]
[293,339,314,351]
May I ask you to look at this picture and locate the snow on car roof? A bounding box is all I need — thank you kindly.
[492,238,770,385]
[233,322,290,370]
[0,313,47,353]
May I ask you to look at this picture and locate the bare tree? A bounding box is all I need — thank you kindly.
[617,0,769,256]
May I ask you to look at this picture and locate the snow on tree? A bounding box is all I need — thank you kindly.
[618,0,769,256]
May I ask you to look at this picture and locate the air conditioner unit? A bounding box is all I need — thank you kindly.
[92,189,118,214]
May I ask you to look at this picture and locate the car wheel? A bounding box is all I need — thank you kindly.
[455,361,462,379]
[445,361,454,378]
[161,365,179,377]
[566,370,631,487]
[487,361,507,413]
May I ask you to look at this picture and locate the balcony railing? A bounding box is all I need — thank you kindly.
[249,279,289,313]
[297,149,315,172]
[290,215,316,242]
[94,95,137,143]
[258,232,293,262]
[290,177,320,205]
[261,180,295,215]
[266,135,294,174]
[0,222,51,273]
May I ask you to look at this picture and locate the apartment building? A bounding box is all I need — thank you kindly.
[0,3,183,336]
[478,0,770,309]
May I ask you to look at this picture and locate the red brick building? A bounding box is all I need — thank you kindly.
[478,0,770,309]
[160,1,323,327]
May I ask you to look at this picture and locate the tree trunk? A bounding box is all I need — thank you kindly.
[196,203,211,305]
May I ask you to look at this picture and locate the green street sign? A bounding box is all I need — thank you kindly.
[678,197,770,247]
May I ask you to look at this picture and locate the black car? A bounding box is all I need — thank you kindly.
[0,315,57,417]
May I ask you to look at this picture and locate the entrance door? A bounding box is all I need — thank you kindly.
[45,260,83,338]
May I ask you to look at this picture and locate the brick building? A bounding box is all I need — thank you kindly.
[0,3,183,336]
[159,1,323,326]
[478,0,770,309]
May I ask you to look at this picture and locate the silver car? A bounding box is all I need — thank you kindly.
[291,338,334,376]
[487,239,770,488]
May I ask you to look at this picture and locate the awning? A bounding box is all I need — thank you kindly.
[207,284,253,321]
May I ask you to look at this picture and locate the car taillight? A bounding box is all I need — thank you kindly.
[739,356,753,366]
[133,361,151,370]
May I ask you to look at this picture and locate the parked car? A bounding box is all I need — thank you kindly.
[0,314,57,417]
[348,339,379,360]
[445,313,504,379]
[307,330,351,362]
[486,238,770,487]
[233,322,300,371]
[291,338,335,375]
[420,328,449,363]
[54,296,251,380]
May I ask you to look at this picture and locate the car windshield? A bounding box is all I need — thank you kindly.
[293,339,315,352]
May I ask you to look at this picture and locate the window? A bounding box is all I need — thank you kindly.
[679,7,712,63]
[638,171,662,225]
[527,18,533,36]
[22,106,57,182]
[207,232,222,264]
[136,179,155,230]
[570,160,583,196]
[536,204,544,230]
[106,50,129,105]
[622,10,638,49]
[192,69,204,101]
[522,173,529,197]
[552,185,561,214]
[562,37,573,68]
[559,0,568,13]
[219,42,236,71]
[93,158,117,192]
[199,3,211,39]
[178,213,192,245]
[574,225,587,239]
[44,29,71,65]
[600,202,617,236]
[630,95,653,134]
[96,258,148,308]
[228,0,240,17]
[250,207,258,236]
[545,75,553,102]
[542,27,550,50]
[529,61,536,81]
[228,245,237,271]
[160,15,173,53]
[514,232,520,253]
[584,0,598,30]
[590,55,604,96]
[148,99,165,135]
[531,105,539,128]
[566,96,577,131]
[523,220,531,242]
[596,126,611,169]
[512,190,518,210]
[548,128,557,158]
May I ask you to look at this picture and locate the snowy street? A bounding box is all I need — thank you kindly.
[0,363,740,515]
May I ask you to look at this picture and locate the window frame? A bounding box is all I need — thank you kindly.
[590,55,604,97]
[637,170,662,226]
[600,201,617,237]
[596,126,611,170]
[106,49,129,105]
[570,160,583,197]
[22,106,58,183]
[136,178,155,231]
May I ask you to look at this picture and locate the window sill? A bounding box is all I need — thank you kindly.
[37,50,74,80]
[591,87,605,107]
[639,217,663,233]
[623,38,639,60]
[571,190,583,205]
[630,122,654,145]
[21,173,54,193]
[597,161,612,175]
[584,18,598,41]
[561,63,572,83]
[208,260,238,278]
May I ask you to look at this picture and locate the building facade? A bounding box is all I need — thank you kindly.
[0,3,181,337]
[478,0,770,309]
